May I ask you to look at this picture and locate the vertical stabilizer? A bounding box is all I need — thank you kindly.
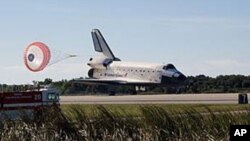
[91,29,120,61]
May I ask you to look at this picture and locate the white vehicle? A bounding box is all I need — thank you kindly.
[77,29,186,94]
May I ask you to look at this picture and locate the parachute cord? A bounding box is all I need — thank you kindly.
[48,55,78,66]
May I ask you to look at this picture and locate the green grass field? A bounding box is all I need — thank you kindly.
[61,104,250,118]
[1,104,250,140]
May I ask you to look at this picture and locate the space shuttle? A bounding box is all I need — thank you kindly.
[77,29,186,94]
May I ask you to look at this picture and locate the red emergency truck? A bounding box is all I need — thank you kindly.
[0,88,59,118]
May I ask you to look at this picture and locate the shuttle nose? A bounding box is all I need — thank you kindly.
[161,71,186,85]
[173,72,186,81]
[178,73,186,81]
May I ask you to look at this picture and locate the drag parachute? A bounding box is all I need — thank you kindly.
[24,42,77,72]
[24,42,51,72]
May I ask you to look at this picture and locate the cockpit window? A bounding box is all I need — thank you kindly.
[163,64,176,70]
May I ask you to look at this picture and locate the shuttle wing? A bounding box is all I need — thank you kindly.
[74,78,157,86]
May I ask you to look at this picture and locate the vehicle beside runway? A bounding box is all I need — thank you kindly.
[0,88,59,119]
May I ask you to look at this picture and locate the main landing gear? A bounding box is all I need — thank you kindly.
[108,86,146,96]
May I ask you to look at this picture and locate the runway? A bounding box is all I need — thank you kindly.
[60,93,249,104]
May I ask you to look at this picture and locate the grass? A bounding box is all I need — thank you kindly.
[0,104,250,140]
[61,104,250,118]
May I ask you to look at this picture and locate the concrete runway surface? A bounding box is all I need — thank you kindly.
[60,93,249,104]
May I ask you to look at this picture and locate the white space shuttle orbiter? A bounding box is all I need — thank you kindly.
[77,29,186,93]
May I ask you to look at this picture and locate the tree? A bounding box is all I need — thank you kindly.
[44,78,53,85]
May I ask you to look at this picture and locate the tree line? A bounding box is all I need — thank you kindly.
[1,75,250,94]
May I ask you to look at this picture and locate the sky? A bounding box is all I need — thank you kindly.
[0,0,250,84]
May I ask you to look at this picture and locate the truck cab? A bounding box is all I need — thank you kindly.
[41,87,60,105]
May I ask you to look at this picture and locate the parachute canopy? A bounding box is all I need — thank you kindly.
[24,42,51,72]
[24,42,78,72]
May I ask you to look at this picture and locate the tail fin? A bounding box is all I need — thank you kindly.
[91,29,120,61]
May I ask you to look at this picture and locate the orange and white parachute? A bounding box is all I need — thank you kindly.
[24,42,77,72]
[24,42,51,72]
